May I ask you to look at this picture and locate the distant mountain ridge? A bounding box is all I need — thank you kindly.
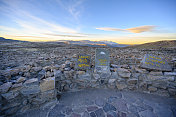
[57,40,129,47]
[128,40,176,49]
[0,37,27,42]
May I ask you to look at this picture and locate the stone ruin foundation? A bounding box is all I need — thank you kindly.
[0,54,176,116]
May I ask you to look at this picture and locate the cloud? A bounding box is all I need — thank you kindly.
[96,25,156,33]
[126,25,156,33]
[96,27,124,31]
[43,33,86,37]
[56,0,84,21]
[0,0,82,41]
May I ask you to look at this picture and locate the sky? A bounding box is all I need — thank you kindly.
[0,0,176,44]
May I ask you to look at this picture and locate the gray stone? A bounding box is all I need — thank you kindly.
[117,68,131,78]
[107,111,118,117]
[156,89,169,97]
[62,106,73,115]
[127,79,137,85]
[24,78,38,86]
[116,82,127,90]
[84,99,94,105]
[103,103,116,112]
[108,97,118,103]
[139,110,156,117]
[0,82,12,93]
[54,70,62,80]
[95,98,105,107]
[4,106,20,116]
[164,72,176,76]
[168,88,176,96]
[90,112,96,117]
[113,99,128,112]
[83,111,90,117]
[149,71,163,76]
[135,67,148,73]
[87,106,98,112]
[95,108,105,117]
[154,105,173,117]
[16,77,26,83]
[140,54,172,71]
[73,106,86,113]
[77,71,86,75]
[111,64,119,68]
[10,83,23,91]
[152,81,167,89]
[76,54,91,70]
[1,91,19,100]
[93,73,100,80]
[148,86,157,92]
[40,77,55,92]
[111,72,119,79]
[95,48,110,73]
[20,85,40,96]
[78,73,91,79]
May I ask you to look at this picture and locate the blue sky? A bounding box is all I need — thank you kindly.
[0,0,176,44]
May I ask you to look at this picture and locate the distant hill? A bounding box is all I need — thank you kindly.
[0,37,27,42]
[56,40,129,47]
[128,40,176,49]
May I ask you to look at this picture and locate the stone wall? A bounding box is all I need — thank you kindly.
[55,60,176,98]
[0,57,176,116]
[0,76,56,116]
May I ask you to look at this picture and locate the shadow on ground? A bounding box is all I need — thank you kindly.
[14,89,176,117]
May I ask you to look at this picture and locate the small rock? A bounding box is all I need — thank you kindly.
[148,86,157,92]
[139,110,157,117]
[82,111,90,117]
[90,112,96,117]
[10,83,23,91]
[0,82,12,93]
[95,98,105,107]
[111,64,119,68]
[70,113,81,117]
[95,108,105,117]
[87,106,98,112]
[33,66,42,72]
[116,82,127,90]
[16,77,26,83]
[127,79,137,85]
[108,79,116,84]
[93,74,100,80]
[24,78,38,86]
[103,103,116,112]
[149,71,163,76]
[164,72,176,76]
[117,68,131,78]
[77,71,86,75]
[1,91,19,100]
[107,111,118,117]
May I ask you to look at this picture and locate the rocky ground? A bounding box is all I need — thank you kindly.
[14,89,176,117]
[0,41,176,117]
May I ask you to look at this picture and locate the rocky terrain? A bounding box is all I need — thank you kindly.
[0,39,176,116]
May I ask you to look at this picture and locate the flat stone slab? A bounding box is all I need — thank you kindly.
[14,89,176,117]
[140,54,172,71]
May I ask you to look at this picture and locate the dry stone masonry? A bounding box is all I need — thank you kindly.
[0,47,176,116]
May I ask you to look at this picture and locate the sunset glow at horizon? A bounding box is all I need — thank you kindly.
[0,0,176,44]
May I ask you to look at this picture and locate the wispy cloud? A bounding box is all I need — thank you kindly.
[0,0,82,41]
[56,0,84,21]
[43,33,86,37]
[96,25,156,33]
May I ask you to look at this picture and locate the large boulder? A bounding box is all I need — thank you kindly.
[0,82,12,93]
[117,68,131,78]
[40,77,55,92]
